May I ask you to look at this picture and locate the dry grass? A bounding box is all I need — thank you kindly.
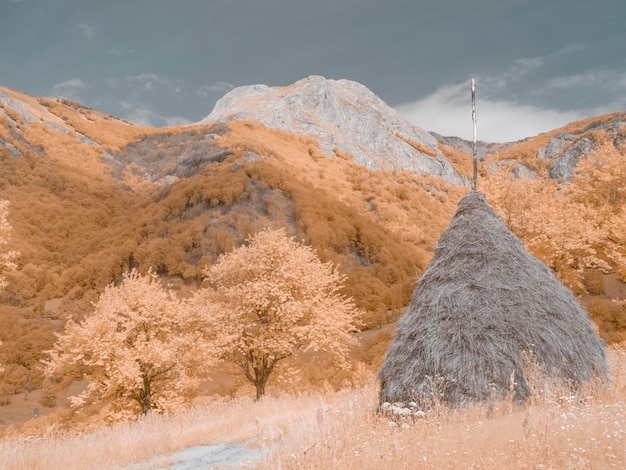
[267,347,625,469]
[1,346,624,469]
[0,392,324,469]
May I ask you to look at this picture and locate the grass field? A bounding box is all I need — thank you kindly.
[0,345,624,469]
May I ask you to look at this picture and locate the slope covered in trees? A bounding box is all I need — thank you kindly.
[0,86,624,429]
[0,98,464,402]
[483,137,626,344]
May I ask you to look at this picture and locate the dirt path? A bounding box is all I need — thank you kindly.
[161,443,262,469]
[120,442,263,469]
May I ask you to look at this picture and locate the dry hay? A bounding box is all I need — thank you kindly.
[379,191,607,406]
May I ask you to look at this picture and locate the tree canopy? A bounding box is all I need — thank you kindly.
[484,142,626,293]
[192,228,361,400]
[44,270,213,422]
[0,200,17,292]
[0,200,17,377]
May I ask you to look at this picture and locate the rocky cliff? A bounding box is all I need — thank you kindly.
[537,114,625,181]
[201,76,466,185]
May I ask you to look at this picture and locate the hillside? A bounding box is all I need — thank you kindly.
[0,84,467,405]
[1,80,625,431]
[202,76,466,185]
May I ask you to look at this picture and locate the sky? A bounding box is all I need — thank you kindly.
[1,0,625,142]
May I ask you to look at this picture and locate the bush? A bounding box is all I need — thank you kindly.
[586,297,626,344]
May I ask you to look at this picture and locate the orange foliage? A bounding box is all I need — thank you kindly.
[193,229,361,400]
[1,113,461,399]
[2,91,624,409]
[484,140,626,341]
[586,298,626,344]
[35,98,156,151]
[438,143,474,178]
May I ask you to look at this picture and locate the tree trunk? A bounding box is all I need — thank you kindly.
[140,392,151,415]
[242,353,279,401]
[255,380,266,401]
[141,375,152,415]
[137,374,152,415]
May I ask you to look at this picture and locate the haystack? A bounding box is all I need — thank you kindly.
[379,191,607,406]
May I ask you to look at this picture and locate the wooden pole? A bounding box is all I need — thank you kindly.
[471,78,478,191]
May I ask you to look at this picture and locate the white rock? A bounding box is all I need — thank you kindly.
[201,76,465,185]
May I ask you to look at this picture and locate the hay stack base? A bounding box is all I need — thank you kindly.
[379,191,607,407]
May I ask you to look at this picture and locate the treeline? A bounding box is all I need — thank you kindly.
[1,114,624,403]
[0,121,458,397]
[484,140,626,343]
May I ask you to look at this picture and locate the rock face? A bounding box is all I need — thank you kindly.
[431,132,518,160]
[510,163,536,179]
[0,139,20,158]
[202,76,466,185]
[537,133,597,182]
[536,113,625,182]
[546,137,596,181]
[536,133,576,160]
[0,88,38,125]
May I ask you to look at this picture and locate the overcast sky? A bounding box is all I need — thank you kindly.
[1,0,625,142]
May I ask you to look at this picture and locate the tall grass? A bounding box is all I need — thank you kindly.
[266,347,625,469]
[1,346,624,469]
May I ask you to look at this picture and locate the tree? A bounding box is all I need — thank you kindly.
[193,228,361,400]
[0,200,18,292]
[44,270,212,422]
[484,144,626,293]
[0,200,18,377]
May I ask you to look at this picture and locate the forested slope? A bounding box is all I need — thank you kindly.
[0,87,624,413]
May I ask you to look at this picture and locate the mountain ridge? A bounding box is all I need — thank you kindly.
[201,75,467,185]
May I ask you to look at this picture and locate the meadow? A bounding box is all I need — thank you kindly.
[1,344,624,469]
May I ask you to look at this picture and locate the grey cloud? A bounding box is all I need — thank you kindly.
[78,22,95,40]
[196,82,235,98]
[115,74,183,94]
[547,70,626,91]
[50,78,85,100]
[120,101,191,127]
[106,48,135,57]
[395,80,585,142]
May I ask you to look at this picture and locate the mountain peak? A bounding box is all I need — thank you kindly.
[202,76,465,185]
